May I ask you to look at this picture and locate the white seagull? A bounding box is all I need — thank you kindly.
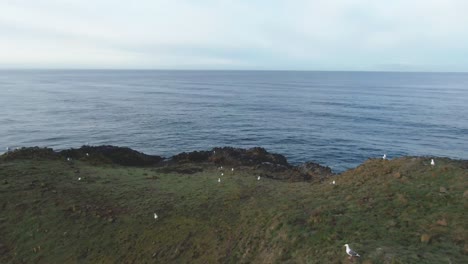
[218,178,221,183]
[382,154,387,160]
[67,157,71,162]
[344,244,360,259]
[86,153,89,157]
[431,159,435,166]
[78,177,81,181]
[231,168,234,172]
[221,173,224,176]
[332,180,336,185]
[257,176,261,181]
[154,213,158,220]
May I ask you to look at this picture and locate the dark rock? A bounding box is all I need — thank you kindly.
[171,151,211,163]
[1,147,57,160]
[60,145,164,166]
[206,146,288,167]
[297,161,334,181]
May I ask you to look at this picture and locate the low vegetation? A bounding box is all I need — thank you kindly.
[0,147,466,263]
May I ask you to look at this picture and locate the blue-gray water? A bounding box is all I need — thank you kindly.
[1,70,467,172]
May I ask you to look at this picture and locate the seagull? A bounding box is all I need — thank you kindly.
[257,176,261,181]
[218,178,221,183]
[221,173,224,176]
[382,154,387,160]
[431,159,435,166]
[78,177,81,181]
[231,168,234,172]
[67,157,71,162]
[154,213,158,220]
[86,153,89,157]
[332,180,336,185]
[344,244,360,259]
[6,147,9,152]
[213,150,216,154]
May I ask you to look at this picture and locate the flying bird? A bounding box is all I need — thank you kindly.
[344,244,360,259]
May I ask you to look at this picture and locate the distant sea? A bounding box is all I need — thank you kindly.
[0,70,467,172]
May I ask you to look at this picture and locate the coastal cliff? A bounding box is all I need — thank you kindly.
[0,146,466,263]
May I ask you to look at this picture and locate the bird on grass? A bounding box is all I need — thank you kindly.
[382,154,387,160]
[431,159,435,166]
[332,180,336,185]
[344,244,360,259]
[257,176,261,181]
[221,173,224,176]
[86,153,89,157]
[231,168,234,172]
[67,157,72,162]
[218,178,221,183]
[78,177,81,181]
[154,213,158,220]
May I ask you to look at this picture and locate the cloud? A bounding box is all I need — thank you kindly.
[0,0,467,70]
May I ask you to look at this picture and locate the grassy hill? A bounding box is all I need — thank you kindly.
[0,147,466,263]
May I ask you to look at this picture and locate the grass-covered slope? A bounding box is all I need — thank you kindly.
[0,148,466,263]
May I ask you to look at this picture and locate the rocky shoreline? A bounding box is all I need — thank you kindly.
[1,145,334,181]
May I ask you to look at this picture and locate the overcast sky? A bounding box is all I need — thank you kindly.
[1,0,467,71]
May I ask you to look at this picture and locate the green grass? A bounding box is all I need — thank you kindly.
[0,156,466,263]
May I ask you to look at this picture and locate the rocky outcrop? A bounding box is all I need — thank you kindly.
[1,147,57,160]
[60,145,164,166]
[1,145,334,181]
[172,147,289,166]
[297,161,334,181]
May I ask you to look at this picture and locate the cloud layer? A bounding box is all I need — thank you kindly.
[1,0,467,70]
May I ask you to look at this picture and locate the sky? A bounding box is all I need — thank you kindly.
[0,0,467,71]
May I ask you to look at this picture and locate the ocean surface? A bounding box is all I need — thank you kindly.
[0,70,467,172]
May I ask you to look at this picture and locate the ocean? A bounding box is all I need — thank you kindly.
[0,70,467,172]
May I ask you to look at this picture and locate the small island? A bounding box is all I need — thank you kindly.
[0,146,466,263]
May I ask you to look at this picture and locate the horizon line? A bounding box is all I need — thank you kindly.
[0,68,467,74]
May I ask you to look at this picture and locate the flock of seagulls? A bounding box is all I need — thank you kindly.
[54,147,435,255]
